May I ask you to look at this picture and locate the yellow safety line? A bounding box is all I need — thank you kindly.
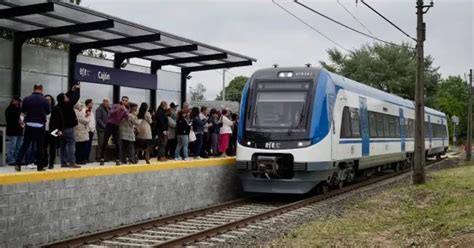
[0,157,236,185]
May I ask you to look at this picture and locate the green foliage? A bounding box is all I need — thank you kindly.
[215,76,249,102]
[320,42,441,107]
[432,76,468,141]
[275,165,474,247]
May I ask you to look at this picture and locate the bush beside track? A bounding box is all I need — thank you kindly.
[275,164,474,247]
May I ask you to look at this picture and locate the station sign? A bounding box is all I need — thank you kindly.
[74,62,157,90]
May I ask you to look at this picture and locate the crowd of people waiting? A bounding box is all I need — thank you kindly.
[5,84,239,172]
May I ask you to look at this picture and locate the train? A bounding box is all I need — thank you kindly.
[236,66,449,194]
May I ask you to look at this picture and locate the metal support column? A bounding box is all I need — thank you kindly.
[68,46,81,89]
[149,63,160,111]
[180,70,190,106]
[12,36,25,96]
[113,57,123,104]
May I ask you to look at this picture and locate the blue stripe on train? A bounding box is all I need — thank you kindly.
[339,138,446,144]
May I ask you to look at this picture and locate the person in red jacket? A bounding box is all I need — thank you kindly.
[99,96,129,166]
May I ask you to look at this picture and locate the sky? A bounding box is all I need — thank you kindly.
[81,0,473,100]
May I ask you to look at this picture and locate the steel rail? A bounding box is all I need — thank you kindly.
[42,197,252,247]
[156,158,447,247]
[44,158,447,247]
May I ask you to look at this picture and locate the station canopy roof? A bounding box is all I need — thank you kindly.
[0,0,256,71]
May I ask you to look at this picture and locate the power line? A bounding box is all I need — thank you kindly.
[272,0,349,52]
[294,0,412,49]
[336,0,375,37]
[359,0,417,42]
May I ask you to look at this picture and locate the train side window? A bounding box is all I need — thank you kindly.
[433,124,439,138]
[388,116,396,137]
[424,122,430,137]
[394,116,400,137]
[408,119,414,138]
[383,115,390,138]
[376,113,384,137]
[340,107,352,138]
[369,112,377,137]
[350,108,361,138]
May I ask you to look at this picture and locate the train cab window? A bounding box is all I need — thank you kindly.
[350,108,361,138]
[369,112,377,137]
[432,123,448,138]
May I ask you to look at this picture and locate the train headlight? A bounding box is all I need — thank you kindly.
[297,141,311,147]
[246,141,252,146]
[278,71,294,78]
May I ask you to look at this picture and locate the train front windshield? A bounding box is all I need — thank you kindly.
[248,81,312,132]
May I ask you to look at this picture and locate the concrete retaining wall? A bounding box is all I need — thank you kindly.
[0,159,240,247]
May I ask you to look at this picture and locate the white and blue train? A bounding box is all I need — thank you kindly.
[236,67,448,194]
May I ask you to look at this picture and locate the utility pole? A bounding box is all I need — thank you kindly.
[413,0,433,185]
[468,69,473,161]
[222,69,227,102]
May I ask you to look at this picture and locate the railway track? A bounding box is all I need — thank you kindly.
[43,158,448,248]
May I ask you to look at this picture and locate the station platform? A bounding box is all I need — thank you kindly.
[0,157,241,247]
[0,157,236,184]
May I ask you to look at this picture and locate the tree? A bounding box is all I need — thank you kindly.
[320,42,441,107]
[432,76,468,142]
[189,83,207,101]
[216,76,249,102]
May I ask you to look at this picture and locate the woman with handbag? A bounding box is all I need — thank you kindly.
[135,102,153,164]
[119,102,140,165]
[218,109,234,157]
[191,107,206,159]
[175,110,191,161]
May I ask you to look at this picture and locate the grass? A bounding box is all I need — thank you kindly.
[274,165,474,247]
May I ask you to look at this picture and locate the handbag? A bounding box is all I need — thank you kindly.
[189,130,197,142]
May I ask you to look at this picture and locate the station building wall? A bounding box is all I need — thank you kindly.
[0,38,181,125]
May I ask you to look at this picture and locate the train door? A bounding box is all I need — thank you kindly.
[399,108,406,152]
[359,97,369,156]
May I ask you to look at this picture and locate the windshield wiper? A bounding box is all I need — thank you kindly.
[287,106,306,136]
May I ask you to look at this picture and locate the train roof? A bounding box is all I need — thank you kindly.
[249,66,446,118]
[325,69,446,118]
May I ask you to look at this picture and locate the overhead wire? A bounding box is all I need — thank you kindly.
[294,0,413,49]
[359,0,417,42]
[272,0,349,52]
[336,0,375,37]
